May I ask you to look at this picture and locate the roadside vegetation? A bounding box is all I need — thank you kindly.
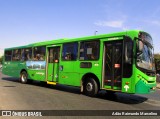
[155,54,160,74]
[0,56,3,64]
[0,56,3,71]
[154,54,160,85]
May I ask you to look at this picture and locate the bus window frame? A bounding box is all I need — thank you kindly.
[135,37,156,75]
[123,36,134,78]
[79,40,100,61]
[12,49,21,61]
[33,46,46,61]
[62,42,78,61]
[4,50,12,62]
[21,48,33,61]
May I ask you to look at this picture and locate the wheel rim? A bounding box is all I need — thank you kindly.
[21,74,26,82]
[86,82,93,92]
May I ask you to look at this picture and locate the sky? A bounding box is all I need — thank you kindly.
[0,0,160,53]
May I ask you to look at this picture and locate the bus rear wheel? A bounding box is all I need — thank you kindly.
[84,78,98,97]
[20,71,28,84]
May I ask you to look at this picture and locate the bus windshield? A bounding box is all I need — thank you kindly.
[136,33,155,71]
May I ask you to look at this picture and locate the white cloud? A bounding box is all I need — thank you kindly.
[95,20,124,28]
[94,20,129,31]
[142,20,160,26]
[150,20,160,26]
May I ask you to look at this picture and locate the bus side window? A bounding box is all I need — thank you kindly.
[62,42,78,61]
[33,46,46,61]
[21,49,25,61]
[26,48,32,61]
[21,48,32,61]
[12,49,21,61]
[5,50,12,61]
[79,40,100,60]
[48,47,60,63]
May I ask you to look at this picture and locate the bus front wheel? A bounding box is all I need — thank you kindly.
[20,71,28,84]
[84,78,98,97]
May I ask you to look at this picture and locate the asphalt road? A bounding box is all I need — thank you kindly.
[0,72,160,119]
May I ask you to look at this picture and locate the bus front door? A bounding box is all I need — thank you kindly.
[47,46,60,83]
[103,41,123,91]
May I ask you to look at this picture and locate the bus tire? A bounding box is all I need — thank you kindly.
[20,71,28,84]
[84,78,98,97]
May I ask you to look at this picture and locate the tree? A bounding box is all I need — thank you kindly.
[0,56,3,64]
[154,54,160,74]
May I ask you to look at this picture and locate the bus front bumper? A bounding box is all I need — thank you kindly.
[135,80,156,94]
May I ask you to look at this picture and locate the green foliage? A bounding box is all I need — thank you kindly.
[154,54,160,73]
[155,54,160,60]
[0,56,3,64]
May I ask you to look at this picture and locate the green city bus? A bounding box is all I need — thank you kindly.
[2,30,156,96]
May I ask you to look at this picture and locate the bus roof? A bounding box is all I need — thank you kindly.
[5,30,141,50]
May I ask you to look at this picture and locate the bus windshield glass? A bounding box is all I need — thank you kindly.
[136,32,155,71]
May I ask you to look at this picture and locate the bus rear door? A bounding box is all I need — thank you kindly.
[47,46,60,83]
